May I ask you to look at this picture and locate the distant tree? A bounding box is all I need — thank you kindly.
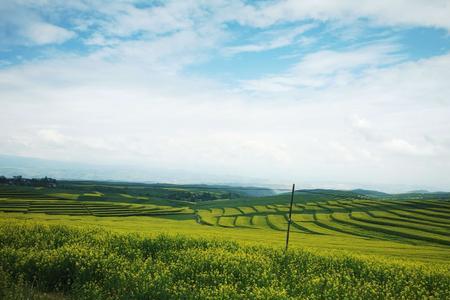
[0,175,57,187]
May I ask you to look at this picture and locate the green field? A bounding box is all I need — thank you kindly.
[0,182,449,299]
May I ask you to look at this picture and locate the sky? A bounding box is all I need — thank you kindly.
[0,0,450,191]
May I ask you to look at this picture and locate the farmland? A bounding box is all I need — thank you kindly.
[0,181,449,299]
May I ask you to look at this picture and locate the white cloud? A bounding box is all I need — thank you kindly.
[21,22,75,45]
[83,33,119,46]
[1,50,449,189]
[224,24,316,55]
[382,139,436,156]
[0,2,75,46]
[4,0,449,48]
[233,0,450,31]
[38,129,67,144]
[241,42,404,92]
[101,1,198,37]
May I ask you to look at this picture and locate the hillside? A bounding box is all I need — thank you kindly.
[1,182,449,252]
[0,181,449,299]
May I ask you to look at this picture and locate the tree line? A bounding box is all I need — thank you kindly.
[0,176,57,188]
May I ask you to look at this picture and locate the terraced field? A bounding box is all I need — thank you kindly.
[1,187,449,250]
[1,183,449,299]
[196,197,450,246]
[0,191,189,217]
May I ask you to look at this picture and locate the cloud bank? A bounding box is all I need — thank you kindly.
[0,0,449,191]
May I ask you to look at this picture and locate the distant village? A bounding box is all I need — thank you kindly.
[0,176,57,188]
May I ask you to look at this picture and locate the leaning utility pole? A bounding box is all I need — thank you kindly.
[284,183,295,252]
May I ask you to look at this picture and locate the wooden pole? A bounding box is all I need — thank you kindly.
[285,183,295,253]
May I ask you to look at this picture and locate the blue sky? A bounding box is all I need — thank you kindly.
[1,1,450,191]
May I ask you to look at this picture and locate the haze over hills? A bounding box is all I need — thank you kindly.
[1,154,448,195]
[0,154,263,187]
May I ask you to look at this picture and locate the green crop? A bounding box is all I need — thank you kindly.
[1,222,449,299]
[0,185,449,298]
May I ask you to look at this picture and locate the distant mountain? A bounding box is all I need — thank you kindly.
[394,191,450,199]
[294,188,450,200]
[407,190,430,194]
[351,189,390,197]
[294,189,370,199]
